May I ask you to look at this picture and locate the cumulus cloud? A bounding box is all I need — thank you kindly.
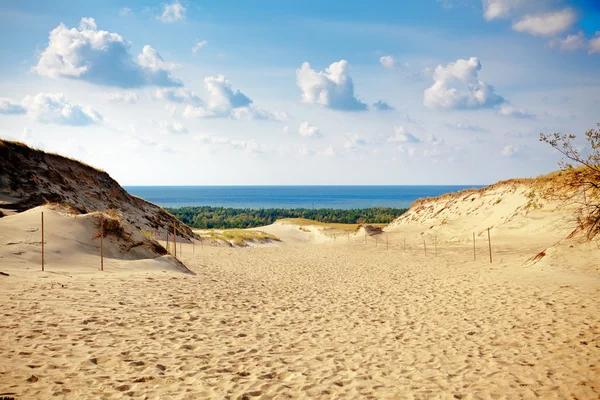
[183,75,284,120]
[548,31,585,51]
[499,104,535,119]
[154,88,202,105]
[33,18,181,88]
[159,120,188,134]
[22,92,103,126]
[296,60,367,111]
[373,100,394,111]
[380,55,397,69]
[512,8,576,37]
[424,57,504,110]
[158,1,186,23]
[119,7,132,17]
[0,98,27,115]
[105,91,138,103]
[482,0,527,20]
[344,133,369,151]
[192,40,207,54]
[299,121,322,138]
[590,32,600,55]
[387,126,420,143]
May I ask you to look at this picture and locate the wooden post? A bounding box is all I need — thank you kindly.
[488,227,492,263]
[193,239,195,254]
[386,235,389,250]
[179,242,181,256]
[41,211,45,271]
[100,217,104,271]
[166,232,170,254]
[154,228,156,240]
[473,232,476,261]
[173,222,177,258]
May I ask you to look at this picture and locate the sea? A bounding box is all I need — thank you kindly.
[124,186,484,210]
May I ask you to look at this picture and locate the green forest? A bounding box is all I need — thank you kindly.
[166,206,409,229]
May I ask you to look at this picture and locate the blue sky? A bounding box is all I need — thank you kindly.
[0,0,599,185]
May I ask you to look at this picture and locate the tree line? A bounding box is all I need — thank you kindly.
[165,206,409,229]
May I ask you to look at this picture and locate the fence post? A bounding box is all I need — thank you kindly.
[473,232,476,261]
[488,227,492,263]
[41,211,45,271]
[173,222,177,258]
[166,232,170,254]
[386,235,389,250]
[100,217,104,271]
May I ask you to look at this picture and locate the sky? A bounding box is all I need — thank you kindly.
[0,0,599,185]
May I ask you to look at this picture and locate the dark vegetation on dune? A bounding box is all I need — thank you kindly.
[166,206,409,229]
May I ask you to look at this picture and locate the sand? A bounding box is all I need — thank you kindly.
[1,192,600,399]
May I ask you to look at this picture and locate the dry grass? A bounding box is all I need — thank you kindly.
[196,229,280,246]
[277,218,387,234]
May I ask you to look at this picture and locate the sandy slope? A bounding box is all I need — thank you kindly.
[1,226,598,399]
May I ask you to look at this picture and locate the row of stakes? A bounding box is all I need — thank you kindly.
[331,227,493,263]
[38,211,494,271]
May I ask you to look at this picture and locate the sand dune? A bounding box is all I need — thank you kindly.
[1,177,599,398]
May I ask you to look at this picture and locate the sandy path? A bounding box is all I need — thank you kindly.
[1,240,598,399]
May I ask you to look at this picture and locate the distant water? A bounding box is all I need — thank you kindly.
[124,186,484,210]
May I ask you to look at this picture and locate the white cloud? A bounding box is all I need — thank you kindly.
[193,133,228,145]
[230,107,288,121]
[105,91,138,103]
[282,125,289,134]
[373,100,394,111]
[230,139,260,153]
[499,104,535,119]
[154,88,202,105]
[501,144,524,157]
[380,56,422,79]
[0,98,27,115]
[398,145,416,157]
[183,75,284,120]
[33,18,181,88]
[344,133,368,151]
[119,7,132,17]
[192,40,207,54]
[299,121,322,138]
[319,145,336,157]
[445,121,487,132]
[159,120,188,134]
[424,57,504,110]
[548,31,585,51]
[482,0,527,20]
[387,126,420,143]
[22,92,103,126]
[158,1,186,23]
[512,8,576,37]
[380,55,397,69]
[589,32,600,55]
[19,128,45,150]
[296,60,367,111]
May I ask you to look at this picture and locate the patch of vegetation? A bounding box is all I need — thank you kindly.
[166,206,408,229]
[199,229,280,246]
[540,122,600,237]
